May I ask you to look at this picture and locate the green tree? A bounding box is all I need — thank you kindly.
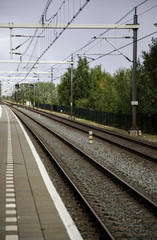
[74,57,91,107]
[12,82,57,105]
[113,68,132,114]
[58,68,71,105]
[88,65,116,112]
[137,38,157,115]
[88,65,105,110]
[57,57,91,108]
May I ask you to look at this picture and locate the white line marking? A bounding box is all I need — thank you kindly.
[6,198,16,202]
[6,210,16,215]
[6,217,17,222]
[6,189,14,192]
[5,235,18,240]
[6,174,13,177]
[6,226,18,231]
[6,172,14,175]
[6,185,15,188]
[6,204,16,208]
[6,193,15,197]
[4,107,18,240]
[6,174,14,177]
[6,177,14,180]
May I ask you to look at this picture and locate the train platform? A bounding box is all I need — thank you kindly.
[0,105,83,240]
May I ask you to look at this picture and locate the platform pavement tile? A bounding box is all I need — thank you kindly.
[15,201,35,208]
[15,188,32,193]
[18,222,42,229]
[0,184,7,192]
[28,174,46,180]
[38,211,63,220]
[15,194,32,199]
[0,198,6,205]
[38,211,61,218]
[16,211,38,219]
[17,217,40,225]
[39,221,64,229]
[16,209,38,217]
[35,200,54,208]
[5,235,18,240]
[36,206,56,214]
[15,194,33,201]
[16,199,36,208]
[15,196,35,203]
[14,179,30,184]
[0,230,5,240]
[33,193,50,200]
[13,170,27,176]
[14,166,27,172]
[16,199,36,206]
[0,219,6,226]
[0,209,6,219]
[14,170,28,176]
[18,227,44,238]
[14,176,29,182]
[44,232,70,240]
[42,226,69,235]
[32,193,52,201]
[19,238,44,240]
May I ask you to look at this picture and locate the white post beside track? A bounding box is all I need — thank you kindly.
[89,131,93,144]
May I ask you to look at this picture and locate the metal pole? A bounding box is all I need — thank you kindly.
[0,81,1,104]
[15,90,17,103]
[51,67,53,112]
[131,7,138,130]
[33,83,35,108]
[37,64,39,108]
[22,84,24,105]
[38,78,39,108]
[29,83,30,106]
[70,54,74,119]
[10,28,13,59]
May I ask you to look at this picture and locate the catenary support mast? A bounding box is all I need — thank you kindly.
[130,7,140,135]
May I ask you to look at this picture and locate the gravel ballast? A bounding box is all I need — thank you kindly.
[18,107,157,203]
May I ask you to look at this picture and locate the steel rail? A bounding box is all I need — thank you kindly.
[11,106,115,240]
[12,106,157,213]
[10,106,157,240]
[14,104,157,160]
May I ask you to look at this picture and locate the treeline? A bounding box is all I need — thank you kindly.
[58,59,132,114]
[58,38,157,116]
[10,81,58,106]
[8,38,157,117]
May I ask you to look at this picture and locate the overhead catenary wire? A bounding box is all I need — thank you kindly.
[47,1,157,83]
[5,0,90,94]
[87,29,157,64]
[12,0,150,77]
[20,0,90,82]
[63,0,154,64]
[3,0,156,94]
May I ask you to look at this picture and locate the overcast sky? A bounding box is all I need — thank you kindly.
[0,0,157,95]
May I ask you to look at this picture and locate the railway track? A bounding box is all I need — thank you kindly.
[10,105,157,240]
[6,102,157,161]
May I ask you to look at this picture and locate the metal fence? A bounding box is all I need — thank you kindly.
[38,103,157,135]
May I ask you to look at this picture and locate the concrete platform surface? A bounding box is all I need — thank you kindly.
[0,105,83,240]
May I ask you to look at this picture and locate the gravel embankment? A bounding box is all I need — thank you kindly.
[18,107,157,203]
